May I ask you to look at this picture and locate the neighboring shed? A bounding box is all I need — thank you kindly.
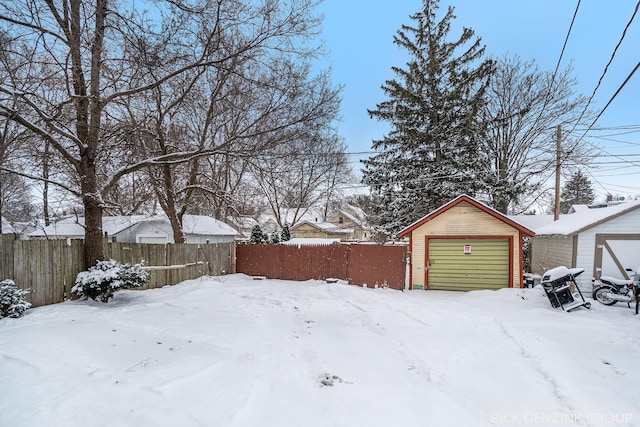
[524,200,640,290]
[397,195,534,291]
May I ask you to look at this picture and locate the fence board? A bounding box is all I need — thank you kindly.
[348,245,407,290]
[0,234,15,280]
[236,243,406,289]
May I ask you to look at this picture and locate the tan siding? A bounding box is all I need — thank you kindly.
[291,223,348,240]
[327,217,370,241]
[410,202,522,289]
[530,236,573,276]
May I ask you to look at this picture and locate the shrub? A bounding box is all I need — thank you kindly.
[72,259,150,303]
[250,225,268,244]
[0,279,31,319]
[280,223,291,242]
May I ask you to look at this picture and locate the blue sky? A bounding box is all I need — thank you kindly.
[317,0,640,200]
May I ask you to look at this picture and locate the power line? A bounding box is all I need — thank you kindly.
[567,0,640,137]
[529,0,581,134]
[560,61,640,178]
[553,0,582,81]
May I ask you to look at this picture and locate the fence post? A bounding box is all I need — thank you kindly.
[345,244,352,284]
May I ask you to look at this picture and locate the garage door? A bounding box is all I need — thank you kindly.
[427,238,510,291]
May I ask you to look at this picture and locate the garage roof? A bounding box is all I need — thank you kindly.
[397,195,535,238]
[530,200,640,236]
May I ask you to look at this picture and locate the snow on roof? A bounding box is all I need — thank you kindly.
[338,205,369,228]
[293,220,352,234]
[180,215,238,236]
[529,200,640,236]
[226,216,259,230]
[28,214,237,238]
[568,204,590,213]
[345,204,367,220]
[281,238,341,246]
[28,215,155,238]
[506,214,556,232]
[257,207,325,228]
[1,216,16,234]
[1,217,38,236]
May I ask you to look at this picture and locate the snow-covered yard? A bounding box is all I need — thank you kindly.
[1,275,639,427]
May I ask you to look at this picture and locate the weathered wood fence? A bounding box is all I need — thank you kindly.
[0,234,234,307]
[236,243,408,290]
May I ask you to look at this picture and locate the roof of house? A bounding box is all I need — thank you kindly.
[291,220,353,235]
[180,215,238,236]
[334,204,370,228]
[257,207,326,229]
[28,214,238,238]
[1,216,16,234]
[397,194,535,238]
[281,238,341,246]
[506,214,557,232]
[1,217,36,235]
[522,200,640,236]
[226,216,259,230]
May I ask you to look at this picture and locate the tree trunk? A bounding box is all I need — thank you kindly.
[80,156,103,266]
[161,163,185,243]
[42,140,50,226]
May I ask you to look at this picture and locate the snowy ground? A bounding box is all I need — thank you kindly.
[1,275,639,427]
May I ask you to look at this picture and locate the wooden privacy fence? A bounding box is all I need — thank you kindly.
[0,234,234,307]
[236,243,408,290]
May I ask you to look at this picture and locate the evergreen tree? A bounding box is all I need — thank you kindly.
[362,0,493,234]
[250,225,267,244]
[270,231,281,244]
[280,223,291,242]
[560,171,595,214]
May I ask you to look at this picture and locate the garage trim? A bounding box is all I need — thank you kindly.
[425,234,514,290]
[593,233,640,279]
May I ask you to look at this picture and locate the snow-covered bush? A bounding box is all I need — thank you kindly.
[72,259,150,303]
[250,225,268,244]
[0,279,31,319]
[280,223,291,242]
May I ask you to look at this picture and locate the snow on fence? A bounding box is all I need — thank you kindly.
[236,243,408,290]
[0,235,234,307]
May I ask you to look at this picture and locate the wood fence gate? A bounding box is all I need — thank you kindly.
[236,243,408,290]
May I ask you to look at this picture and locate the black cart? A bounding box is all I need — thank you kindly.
[541,266,591,312]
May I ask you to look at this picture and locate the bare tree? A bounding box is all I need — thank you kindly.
[480,54,594,213]
[0,0,327,265]
[250,118,349,227]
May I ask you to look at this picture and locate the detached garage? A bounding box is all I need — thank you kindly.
[397,195,535,291]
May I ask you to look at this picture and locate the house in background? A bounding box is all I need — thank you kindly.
[27,214,238,244]
[1,216,37,239]
[326,204,373,241]
[289,220,353,240]
[226,216,259,241]
[255,203,374,242]
[511,200,640,291]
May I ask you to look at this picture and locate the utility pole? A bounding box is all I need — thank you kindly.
[554,125,561,221]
